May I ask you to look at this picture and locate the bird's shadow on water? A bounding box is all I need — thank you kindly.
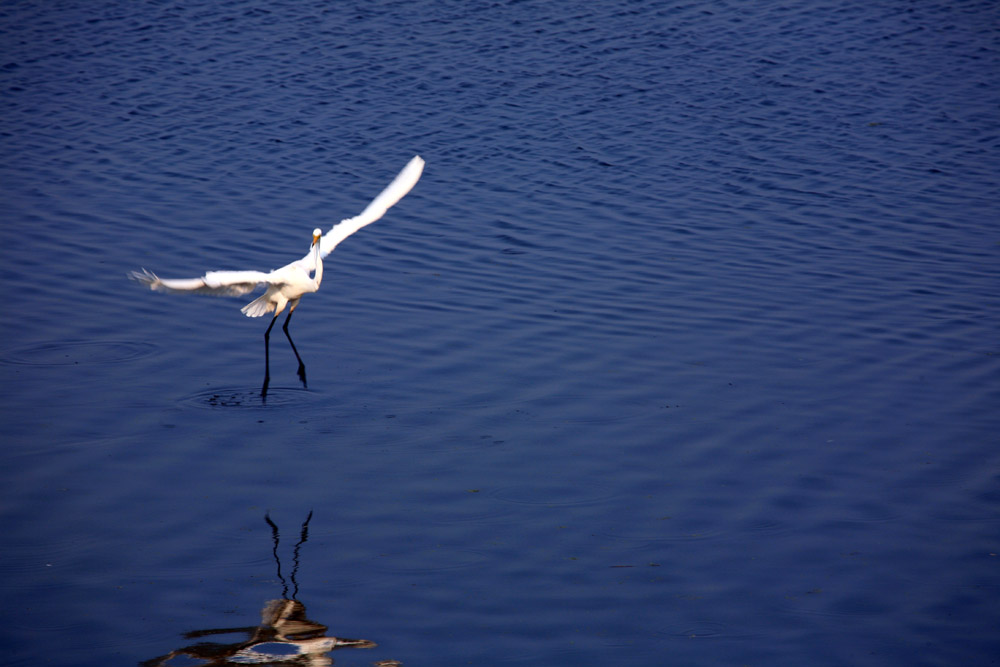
[139,512,398,667]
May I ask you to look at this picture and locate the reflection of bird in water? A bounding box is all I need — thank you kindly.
[131,156,424,398]
[140,512,390,667]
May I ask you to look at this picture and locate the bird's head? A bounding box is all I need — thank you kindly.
[312,228,322,246]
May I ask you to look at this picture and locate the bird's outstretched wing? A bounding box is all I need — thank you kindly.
[131,156,424,291]
[130,269,272,296]
[306,155,425,264]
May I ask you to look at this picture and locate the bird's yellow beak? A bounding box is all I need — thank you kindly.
[312,234,321,246]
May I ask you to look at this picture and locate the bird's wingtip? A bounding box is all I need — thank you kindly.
[129,268,159,287]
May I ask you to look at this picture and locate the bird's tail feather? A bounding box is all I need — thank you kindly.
[241,293,274,317]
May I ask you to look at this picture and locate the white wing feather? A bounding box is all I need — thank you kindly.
[130,269,271,296]
[309,155,425,263]
[131,155,423,297]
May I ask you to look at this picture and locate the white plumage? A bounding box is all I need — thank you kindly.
[130,155,424,396]
[131,155,424,318]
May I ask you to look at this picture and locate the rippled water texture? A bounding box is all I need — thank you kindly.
[1,1,998,665]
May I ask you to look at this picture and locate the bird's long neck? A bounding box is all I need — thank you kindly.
[311,241,323,289]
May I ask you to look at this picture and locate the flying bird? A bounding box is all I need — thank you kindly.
[131,155,424,397]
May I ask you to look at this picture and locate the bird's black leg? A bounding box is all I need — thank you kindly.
[262,315,279,400]
[282,309,307,389]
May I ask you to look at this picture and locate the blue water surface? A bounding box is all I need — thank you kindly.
[1,1,998,665]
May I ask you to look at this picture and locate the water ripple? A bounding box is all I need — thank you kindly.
[0,340,157,366]
[176,386,319,410]
[373,548,488,574]
[490,482,619,507]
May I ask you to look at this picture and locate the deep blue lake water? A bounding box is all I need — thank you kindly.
[2,1,998,665]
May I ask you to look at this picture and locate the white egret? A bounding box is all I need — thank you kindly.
[131,155,424,397]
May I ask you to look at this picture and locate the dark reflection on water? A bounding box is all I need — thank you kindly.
[141,513,392,667]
